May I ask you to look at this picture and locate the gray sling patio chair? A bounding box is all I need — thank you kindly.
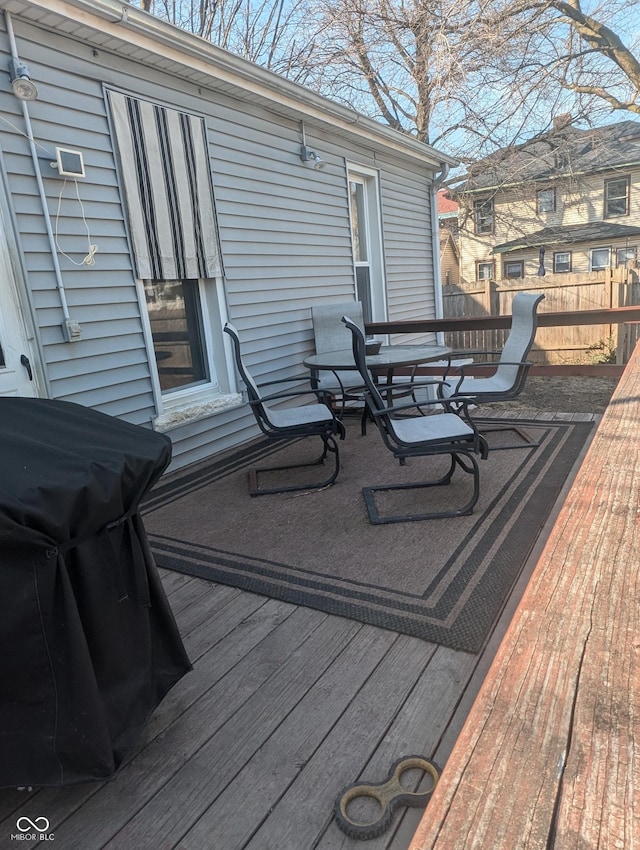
[342,316,489,524]
[310,301,370,425]
[224,322,346,495]
[437,291,545,448]
[310,301,419,434]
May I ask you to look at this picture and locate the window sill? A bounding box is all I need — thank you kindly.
[154,392,243,431]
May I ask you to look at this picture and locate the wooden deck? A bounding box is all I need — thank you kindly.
[410,350,640,850]
[0,411,598,850]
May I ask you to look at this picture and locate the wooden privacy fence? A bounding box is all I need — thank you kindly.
[442,269,640,364]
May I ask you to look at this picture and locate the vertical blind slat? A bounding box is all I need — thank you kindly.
[107,90,222,281]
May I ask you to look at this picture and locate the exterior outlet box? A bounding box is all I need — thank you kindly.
[63,319,83,342]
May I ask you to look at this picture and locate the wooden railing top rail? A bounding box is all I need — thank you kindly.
[409,341,640,850]
[365,305,640,335]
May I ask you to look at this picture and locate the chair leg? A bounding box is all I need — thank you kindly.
[442,399,539,451]
[362,452,480,524]
[249,436,341,496]
[360,406,374,436]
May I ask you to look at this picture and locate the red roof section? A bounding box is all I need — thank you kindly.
[437,190,458,215]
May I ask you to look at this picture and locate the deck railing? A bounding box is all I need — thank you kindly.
[366,305,640,375]
[408,326,640,850]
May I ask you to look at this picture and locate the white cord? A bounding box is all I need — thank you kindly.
[0,114,54,156]
[0,115,97,265]
[54,179,98,266]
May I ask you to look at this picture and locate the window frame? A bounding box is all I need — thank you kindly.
[536,188,556,214]
[142,278,213,396]
[137,275,239,426]
[476,260,494,281]
[346,163,388,325]
[503,260,524,279]
[616,246,637,267]
[553,251,572,273]
[589,247,612,271]
[604,175,630,218]
[473,198,494,235]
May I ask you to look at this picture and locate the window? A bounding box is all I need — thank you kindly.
[616,246,637,267]
[590,247,611,271]
[537,188,555,214]
[474,199,494,235]
[604,176,630,218]
[143,279,210,392]
[347,167,387,324]
[504,260,524,279]
[553,251,572,273]
[476,261,494,280]
[108,91,238,425]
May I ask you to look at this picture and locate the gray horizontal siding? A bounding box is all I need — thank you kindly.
[207,101,358,392]
[0,21,155,423]
[378,152,437,343]
[0,13,440,468]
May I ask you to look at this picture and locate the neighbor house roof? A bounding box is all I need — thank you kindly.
[0,0,456,171]
[437,190,458,217]
[458,119,640,194]
[492,222,640,254]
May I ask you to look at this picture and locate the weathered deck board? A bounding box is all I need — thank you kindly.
[409,356,640,849]
[176,625,403,849]
[0,410,599,850]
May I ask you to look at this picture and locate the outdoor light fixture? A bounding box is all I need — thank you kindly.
[299,121,326,170]
[9,58,37,101]
[300,145,326,170]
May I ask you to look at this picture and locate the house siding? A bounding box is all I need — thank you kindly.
[0,25,156,424]
[379,155,437,342]
[0,9,445,469]
[459,165,640,283]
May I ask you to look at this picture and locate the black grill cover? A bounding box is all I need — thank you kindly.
[0,398,192,787]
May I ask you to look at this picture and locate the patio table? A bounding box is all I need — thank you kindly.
[303,343,452,376]
[0,398,191,787]
[303,343,452,402]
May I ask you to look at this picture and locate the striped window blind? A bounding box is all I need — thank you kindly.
[107,91,222,281]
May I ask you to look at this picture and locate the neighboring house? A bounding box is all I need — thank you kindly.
[0,0,454,469]
[453,117,640,284]
[437,190,460,287]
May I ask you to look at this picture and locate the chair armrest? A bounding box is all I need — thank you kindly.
[251,387,331,405]
[446,361,532,396]
[443,351,502,379]
[257,373,316,388]
[454,360,533,374]
[323,370,368,395]
[369,395,476,418]
[447,349,502,358]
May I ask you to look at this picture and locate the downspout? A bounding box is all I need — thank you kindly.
[4,11,77,341]
[431,161,450,345]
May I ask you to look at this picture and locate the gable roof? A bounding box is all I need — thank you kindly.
[439,229,459,259]
[458,119,640,194]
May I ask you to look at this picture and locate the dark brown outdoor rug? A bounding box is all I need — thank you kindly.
[143,416,593,654]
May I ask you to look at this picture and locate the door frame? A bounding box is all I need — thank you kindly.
[346,163,388,326]
[0,156,45,397]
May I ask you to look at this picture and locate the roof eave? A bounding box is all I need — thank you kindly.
[0,0,456,169]
[456,159,640,195]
